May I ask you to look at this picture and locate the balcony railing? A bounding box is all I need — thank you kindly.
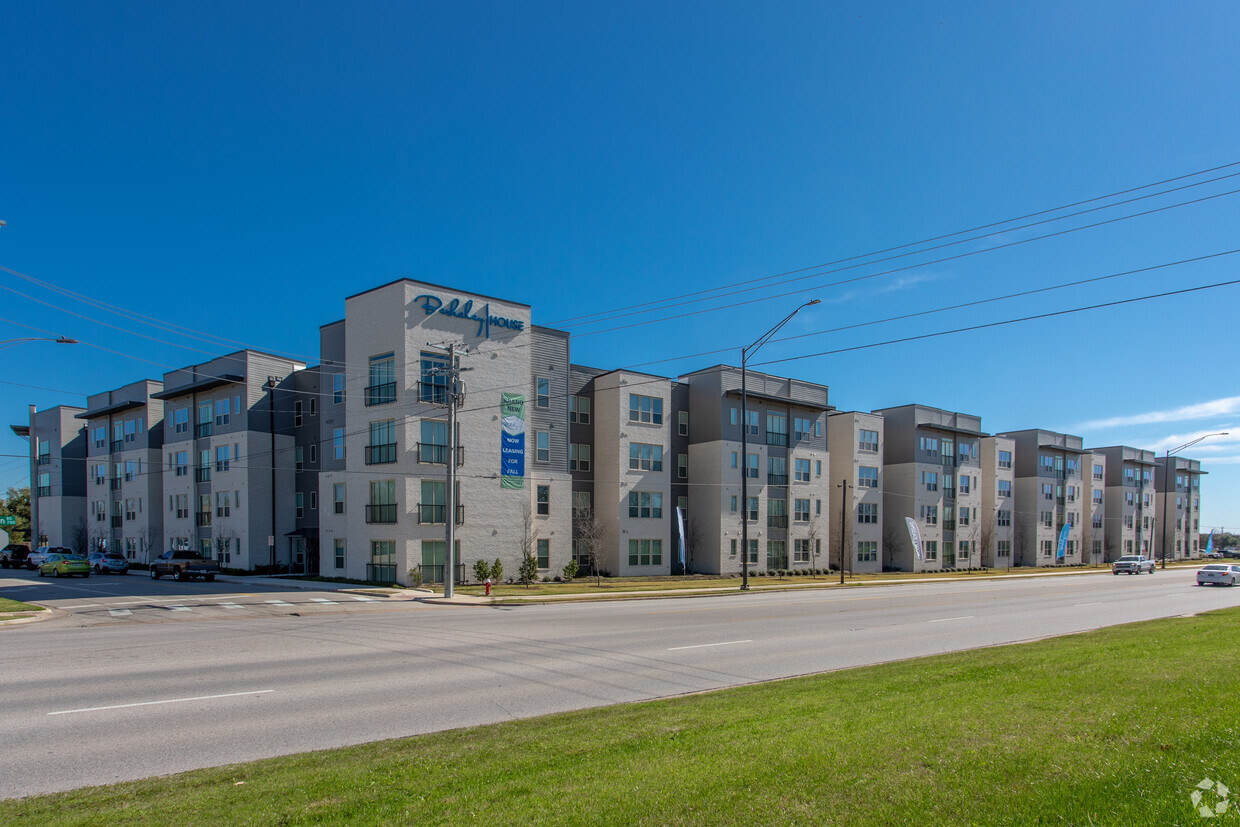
[942,488,956,501]
[767,474,788,487]
[366,563,397,583]
[766,432,787,447]
[195,468,211,483]
[111,516,123,528]
[942,456,957,467]
[36,455,51,466]
[110,440,124,453]
[767,514,788,528]
[36,486,51,497]
[364,382,397,407]
[417,443,465,465]
[196,422,213,438]
[417,504,465,525]
[418,563,467,585]
[195,512,212,527]
[365,503,398,524]
[365,443,398,465]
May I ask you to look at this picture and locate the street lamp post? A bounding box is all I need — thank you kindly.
[740,299,820,591]
[0,337,77,349]
[1158,432,1228,569]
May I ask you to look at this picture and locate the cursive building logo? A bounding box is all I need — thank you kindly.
[411,294,525,339]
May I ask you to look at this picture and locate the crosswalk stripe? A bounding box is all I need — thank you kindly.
[310,598,338,605]
[265,600,293,606]
[166,605,191,612]
[348,595,378,602]
[109,608,132,618]
[219,603,244,610]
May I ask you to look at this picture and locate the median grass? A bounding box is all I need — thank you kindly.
[0,597,45,622]
[6,607,1239,825]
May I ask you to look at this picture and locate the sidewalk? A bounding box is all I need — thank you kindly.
[214,573,430,600]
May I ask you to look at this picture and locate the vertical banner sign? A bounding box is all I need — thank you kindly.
[904,517,924,562]
[1206,529,1214,554]
[676,507,687,573]
[1056,523,1070,561]
[500,393,526,489]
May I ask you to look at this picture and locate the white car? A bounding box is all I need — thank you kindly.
[1196,564,1240,587]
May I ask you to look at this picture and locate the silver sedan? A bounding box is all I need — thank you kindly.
[1196,564,1240,586]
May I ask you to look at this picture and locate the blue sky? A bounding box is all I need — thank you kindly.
[2,1,1238,531]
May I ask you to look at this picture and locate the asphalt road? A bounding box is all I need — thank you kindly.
[2,567,1237,800]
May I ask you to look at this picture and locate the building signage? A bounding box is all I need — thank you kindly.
[904,517,924,562]
[1056,523,1070,560]
[411,294,525,339]
[500,392,526,489]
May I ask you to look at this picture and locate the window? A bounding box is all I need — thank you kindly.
[569,396,591,424]
[573,491,591,512]
[570,444,591,472]
[921,471,938,491]
[919,436,939,454]
[794,458,811,482]
[768,456,787,484]
[124,419,137,443]
[766,541,788,569]
[957,540,970,559]
[419,480,446,524]
[537,539,550,569]
[745,410,759,436]
[295,446,305,472]
[629,443,663,471]
[767,498,787,528]
[747,497,759,521]
[998,450,1012,469]
[997,510,1011,527]
[628,491,663,518]
[857,541,878,563]
[293,400,303,426]
[794,499,811,522]
[333,483,346,514]
[535,431,550,463]
[216,491,231,518]
[730,495,737,513]
[367,480,397,524]
[537,485,550,515]
[628,539,662,567]
[215,445,230,472]
[793,417,812,440]
[858,502,878,524]
[419,351,451,404]
[536,377,550,408]
[678,454,687,479]
[309,444,317,463]
[296,492,304,518]
[998,480,1012,498]
[678,411,688,436]
[333,428,345,460]
[794,539,811,563]
[629,394,663,424]
[197,402,213,437]
[94,463,107,484]
[417,420,450,464]
[815,460,822,478]
[959,507,971,526]
[333,372,344,404]
[997,540,1011,558]
[367,420,397,465]
[310,491,317,511]
[196,450,210,482]
[1042,540,1053,557]
[766,414,787,446]
[925,541,937,561]
[858,429,879,452]
[367,353,398,406]
[1041,511,1054,528]
[923,506,938,525]
[1092,489,1103,504]
[334,539,346,569]
[859,466,879,489]
[215,398,230,427]
[745,453,759,479]
[959,475,971,494]
[371,540,395,568]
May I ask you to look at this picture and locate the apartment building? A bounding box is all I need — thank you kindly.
[77,380,164,563]
[980,435,1016,568]
[682,366,831,575]
[1095,446,1155,562]
[876,404,985,572]
[317,279,573,586]
[1156,456,1205,562]
[13,404,87,549]
[996,429,1087,567]
[1083,452,1108,565]
[154,351,305,569]
[827,411,884,574]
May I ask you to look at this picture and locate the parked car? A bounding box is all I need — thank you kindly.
[28,546,72,571]
[1112,555,1156,575]
[149,549,219,582]
[1197,563,1240,587]
[1204,551,1225,559]
[86,551,130,575]
[0,544,31,569]
[39,552,91,578]
[1222,549,1240,559]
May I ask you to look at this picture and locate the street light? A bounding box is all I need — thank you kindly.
[0,337,77,349]
[1158,432,1228,569]
[740,299,820,591]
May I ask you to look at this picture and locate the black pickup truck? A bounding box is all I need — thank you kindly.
[149,549,220,582]
[0,544,31,569]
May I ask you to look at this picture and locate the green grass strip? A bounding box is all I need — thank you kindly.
[5,607,1240,825]
[0,597,44,614]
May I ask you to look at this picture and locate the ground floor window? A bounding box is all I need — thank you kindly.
[925,541,938,561]
[793,539,811,563]
[766,541,787,569]
[628,539,662,567]
[997,540,1011,558]
[537,539,550,568]
[857,541,877,563]
[335,539,346,569]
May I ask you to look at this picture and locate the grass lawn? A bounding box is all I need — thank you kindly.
[5,606,1239,824]
[0,597,45,622]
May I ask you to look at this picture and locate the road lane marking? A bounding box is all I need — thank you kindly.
[927,616,975,623]
[310,598,338,605]
[219,603,244,610]
[109,609,132,618]
[667,640,753,651]
[49,690,275,716]
[1074,602,1103,607]
[348,595,379,602]
[165,605,192,612]
[265,600,293,606]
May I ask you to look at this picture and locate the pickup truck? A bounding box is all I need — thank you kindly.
[1112,555,1156,575]
[0,544,31,569]
[149,549,220,582]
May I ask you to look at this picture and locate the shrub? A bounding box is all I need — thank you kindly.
[562,559,579,581]
[407,568,423,588]
[473,559,491,583]
[490,558,504,583]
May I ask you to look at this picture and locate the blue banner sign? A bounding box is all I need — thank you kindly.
[412,294,525,339]
[500,392,525,489]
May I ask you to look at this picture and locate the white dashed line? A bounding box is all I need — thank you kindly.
[219,603,244,610]
[667,640,753,651]
[310,598,338,605]
[49,690,275,716]
[109,608,132,618]
[927,616,975,623]
[348,595,379,602]
[265,600,293,607]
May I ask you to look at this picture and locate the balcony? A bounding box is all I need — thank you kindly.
[195,512,212,527]
[110,440,124,454]
[767,514,788,529]
[365,503,398,524]
[417,443,465,465]
[941,456,957,467]
[195,468,211,483]
[35,454,51,466]
[110,478,122,491]
[364,382,397,407]
[36,486,51,497]
[365,563,397,583]
[365,443,398,465]
[111,516,123,528]
[942,488,956,501]
[417,563,467,585]
[766,432,787,447]
[767,474,788,487]
[417,504,465,525]
[196,422,213,438]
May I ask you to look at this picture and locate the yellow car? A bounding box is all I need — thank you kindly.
[39,553,91,578]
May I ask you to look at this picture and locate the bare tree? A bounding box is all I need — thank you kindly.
[682,516,703,576]
[70,518,90,556]
[805,519,822,571]
[978,514,995,570]
[573,501,605,586]
[881,522,904,572]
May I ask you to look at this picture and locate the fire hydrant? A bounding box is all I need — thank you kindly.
[484,578,492,596]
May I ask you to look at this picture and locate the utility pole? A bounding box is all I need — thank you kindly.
[427,342,469,598]
[838,478,850,585]
[267,377,278,574]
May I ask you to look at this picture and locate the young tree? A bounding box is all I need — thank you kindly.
[518,505,538,587]
[69,517,90,556]
[683,516,703,576]
[573,500,605,586]
[473,558,492,583]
